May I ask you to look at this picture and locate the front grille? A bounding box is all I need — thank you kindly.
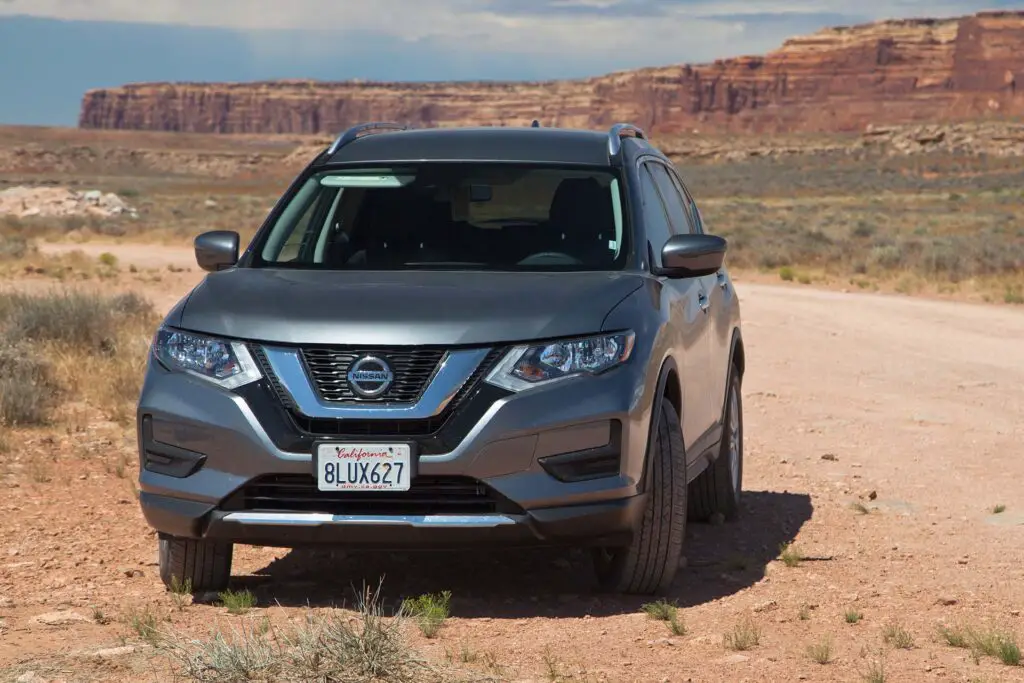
[288,347,505,438]
[223,474,520,516]
[300,347,446,403]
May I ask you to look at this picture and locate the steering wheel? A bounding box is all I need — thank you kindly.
[517,251,583,266]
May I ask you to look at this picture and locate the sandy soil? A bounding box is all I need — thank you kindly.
[36,242,197,273]
[2,243,1023,682]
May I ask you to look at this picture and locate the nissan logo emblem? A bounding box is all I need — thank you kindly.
[347,355,394,397]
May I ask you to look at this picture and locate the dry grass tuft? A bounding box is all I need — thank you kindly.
[778,542,803,567]
[218,588,257,615]
[401,591,452,639]
[939,622,1022,667]
[807,635,834,664]
[724,617,762,651]
[0,234,36,261]
[161,581,435,682]
[641,599,686,636]
[0,289,157,428]
[882,621,915,650]
[861,652,887,683]
[0,341,60,426]
[124,604,162,646]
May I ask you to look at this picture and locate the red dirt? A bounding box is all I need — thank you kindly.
[2,244,1023,682]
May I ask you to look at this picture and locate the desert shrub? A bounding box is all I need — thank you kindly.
[868,244,905,270]
[0,342,59,426]
[851,222,876,238]
[0,215,22,233]
[0,289,153,351]
[674,147,1024,286]
[162,582,432,682]
[0,234,35,261]
[109,291,154,317]
[401,591,452,638]
[0,289,157,425]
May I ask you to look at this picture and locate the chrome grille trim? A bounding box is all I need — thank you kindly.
[260,345,495,420]
[300,347,446,403]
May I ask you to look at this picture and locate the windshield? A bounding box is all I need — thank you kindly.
[251,163,628,271]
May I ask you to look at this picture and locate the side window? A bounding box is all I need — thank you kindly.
[638,163,673,265]
[647,161,695,235]
[669,171,704,234]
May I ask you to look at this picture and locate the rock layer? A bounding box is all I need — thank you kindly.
[77,11,1024,135]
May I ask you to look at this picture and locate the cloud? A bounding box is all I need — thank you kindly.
[1,0,1017,126]
[0,0,1011,38]
[0,0,1016,80]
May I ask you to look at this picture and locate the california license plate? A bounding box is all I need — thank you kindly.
[315,443,412,492]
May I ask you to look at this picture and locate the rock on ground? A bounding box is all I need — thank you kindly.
[0,186,137,219]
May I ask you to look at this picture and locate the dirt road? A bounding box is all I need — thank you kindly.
[37,241,198,273]
[2,243,1023,682]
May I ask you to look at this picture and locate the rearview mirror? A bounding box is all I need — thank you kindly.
[194,230,240,272]
[658,234,727,278]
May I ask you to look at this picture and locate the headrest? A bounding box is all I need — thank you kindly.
[549,177,613,231]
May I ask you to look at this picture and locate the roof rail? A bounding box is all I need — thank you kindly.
[607,123,646,156]
[326,122,408,155]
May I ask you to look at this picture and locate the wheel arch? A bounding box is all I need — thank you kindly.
[639,355,682,494]
[730,327,745,380]
[714,327,745,427]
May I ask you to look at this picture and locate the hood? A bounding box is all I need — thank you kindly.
[177,268,644,346]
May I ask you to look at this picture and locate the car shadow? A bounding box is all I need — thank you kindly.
[232,490,812,618]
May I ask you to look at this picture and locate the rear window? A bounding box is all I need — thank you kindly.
[251,163,628,272]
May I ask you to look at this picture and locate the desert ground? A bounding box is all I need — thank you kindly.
[0,124,1022,682]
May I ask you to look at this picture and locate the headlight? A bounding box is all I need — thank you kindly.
[153,327,262,389]
[485,331,635,393]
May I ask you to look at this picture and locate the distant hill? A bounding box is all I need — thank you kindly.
[78,11,1024,136]
[0,14,585,127]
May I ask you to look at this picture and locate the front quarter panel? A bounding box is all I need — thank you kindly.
[600,281,675,486]
[708,264,742,417]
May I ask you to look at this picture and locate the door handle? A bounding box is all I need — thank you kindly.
[716,270,728,290]
[698,291,710,312]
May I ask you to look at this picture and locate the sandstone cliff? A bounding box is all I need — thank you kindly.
[79,11,1024,135]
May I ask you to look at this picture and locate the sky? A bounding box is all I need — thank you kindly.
[0,0,1019,126]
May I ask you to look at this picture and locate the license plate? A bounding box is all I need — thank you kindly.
[315,443,412,492]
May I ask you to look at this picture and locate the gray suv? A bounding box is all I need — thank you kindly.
[138,122,745,596]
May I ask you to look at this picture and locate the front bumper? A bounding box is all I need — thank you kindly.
[142,490,646,549]
[136,344,654,550]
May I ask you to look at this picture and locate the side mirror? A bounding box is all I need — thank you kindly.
[658,234,727,278]
[194,230,239,272]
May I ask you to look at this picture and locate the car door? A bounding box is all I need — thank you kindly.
[637,160,715,452]
[670,169,734,424]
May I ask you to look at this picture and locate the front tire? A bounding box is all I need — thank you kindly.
[592,400,687,595]
[158,535,233,592]
[689,364,743,522]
